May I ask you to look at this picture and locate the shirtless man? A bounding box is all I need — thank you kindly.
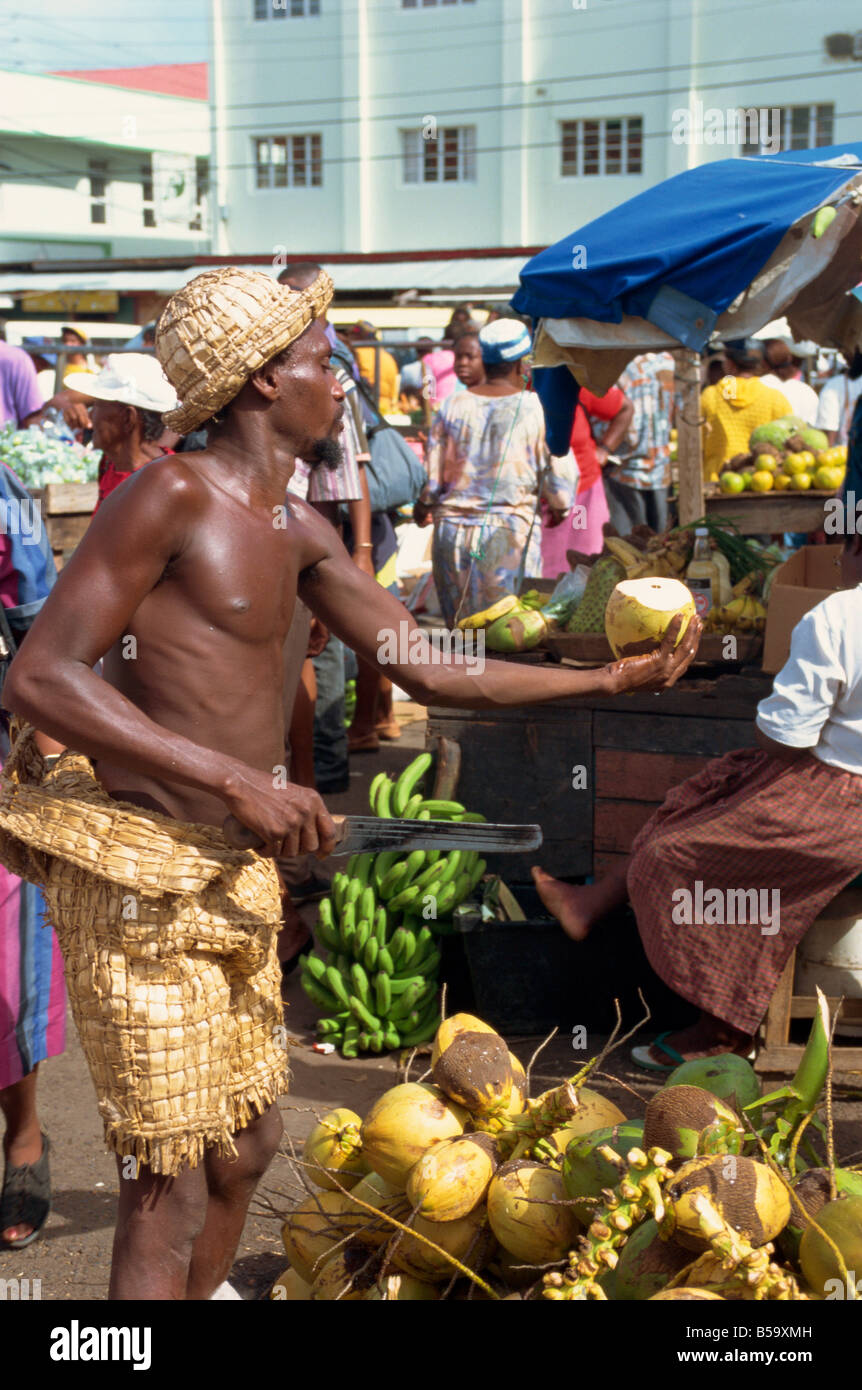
[2,268,700,1299]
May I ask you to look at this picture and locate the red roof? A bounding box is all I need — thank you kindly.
[53,63,208,101]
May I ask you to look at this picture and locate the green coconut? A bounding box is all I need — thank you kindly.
[360,1082,468,1188]
[486,608,548,653]
[664,1054,760,1114]
[799,1194,862,1298]
[668,1155,791,1252]
[280,1190,358,1284]
[561,1121,645,1222]
[337,1169,408,1249]
[387,1204,491,1282]
[310,1241,379,1300]
[432,1027,514,1117]
[487,1160,579,1265]
[614,1217,694,1300]
[780,1168,862,1263]
[405,1133,498,1221]
[642,1085,743,1164]
[548,1086,627,1154]
[798,426,829,453]
[749,419,802,452]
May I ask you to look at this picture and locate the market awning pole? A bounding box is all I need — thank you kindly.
[675,348,704,527]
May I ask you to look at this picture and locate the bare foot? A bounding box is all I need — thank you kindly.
[531,867,604,941]
[647,1019,754,1067]
[375,719,401,741]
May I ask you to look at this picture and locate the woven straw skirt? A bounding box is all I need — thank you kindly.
[0,726,288,1176]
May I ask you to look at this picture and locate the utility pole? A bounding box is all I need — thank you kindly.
[209,0,229,255]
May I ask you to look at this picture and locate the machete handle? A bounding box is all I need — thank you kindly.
[222,813,348,854]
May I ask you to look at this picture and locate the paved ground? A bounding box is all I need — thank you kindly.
[3,707,861,1300]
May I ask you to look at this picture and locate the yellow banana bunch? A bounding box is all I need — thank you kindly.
[604,536,656,579]
[705,595,767,634]
[645,535,690,575]
[458,595,521,630]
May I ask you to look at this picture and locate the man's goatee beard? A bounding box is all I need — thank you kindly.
[310,436,344,471]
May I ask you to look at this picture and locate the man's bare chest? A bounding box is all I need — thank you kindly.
[143,514,303,646]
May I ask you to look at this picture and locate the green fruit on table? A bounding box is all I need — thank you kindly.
[813,465,845,492]
[749,470,774,492]
[789,472,812,491]
[567,555,626,633]
[485,608,548,653]
[719,471,745,495]
[784,453,809,476]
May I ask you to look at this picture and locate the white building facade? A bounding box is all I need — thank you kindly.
[211,0,862,256]
[0,70,211,262]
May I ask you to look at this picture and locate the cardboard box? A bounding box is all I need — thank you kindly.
[762,545,843,674]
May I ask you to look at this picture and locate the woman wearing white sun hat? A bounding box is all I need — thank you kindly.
[65,353,177,512]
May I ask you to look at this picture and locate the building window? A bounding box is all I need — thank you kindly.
[141,157,156,228]
[560,117,642,176]
[189,157,210,231]
[254,135,322,188]
[88,158,108,223]
[401,126,476,183]
[254,0,320,16]
[741,103,834,155]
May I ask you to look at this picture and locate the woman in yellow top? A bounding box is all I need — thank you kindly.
[700,340,790,478]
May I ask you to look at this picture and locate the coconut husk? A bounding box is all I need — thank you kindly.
[0,724,287,1176]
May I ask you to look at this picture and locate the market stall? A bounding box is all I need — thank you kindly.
[0,420,99,565]
[513,141,862,534]
[412,144,862,1056]
[425,141,862,843]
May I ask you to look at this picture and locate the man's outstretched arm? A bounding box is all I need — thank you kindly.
[300,517,702,707]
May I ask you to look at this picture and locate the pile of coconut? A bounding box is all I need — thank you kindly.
[271,1012,862,1301]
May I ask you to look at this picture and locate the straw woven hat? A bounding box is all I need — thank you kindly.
[156,265,334,434]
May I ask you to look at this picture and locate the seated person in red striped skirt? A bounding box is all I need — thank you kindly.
[533,529,862,1070]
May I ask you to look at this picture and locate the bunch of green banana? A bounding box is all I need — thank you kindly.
[368,757,486,922]
[299,753,487,1058]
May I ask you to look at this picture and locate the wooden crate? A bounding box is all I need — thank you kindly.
[427,671,769,882]
[703,491,833,536]
[425,703,594,879]
[32,482,97,566]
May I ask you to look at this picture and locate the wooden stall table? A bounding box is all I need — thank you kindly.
[426,667,770,884]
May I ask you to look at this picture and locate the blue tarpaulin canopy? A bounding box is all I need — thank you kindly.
[513,145,862,458]
[513,144,862,342]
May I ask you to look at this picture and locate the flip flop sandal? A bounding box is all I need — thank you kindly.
[630,1032,686,1073]
[1,1132,51,1250]
[631,1034,758,1073]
